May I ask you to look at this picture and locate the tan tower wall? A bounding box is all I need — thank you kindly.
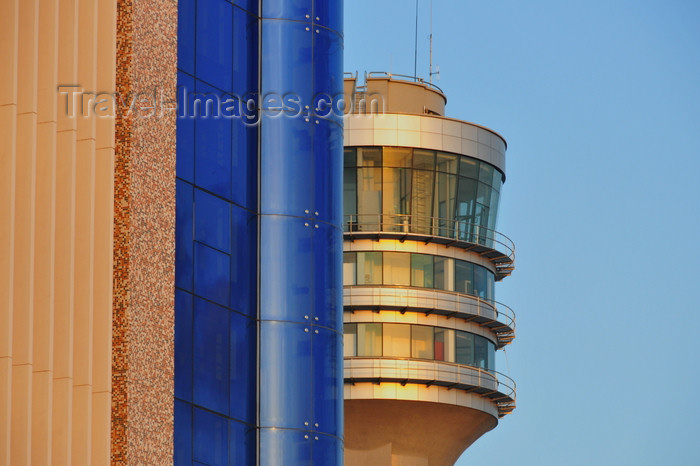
[0,0,176,464]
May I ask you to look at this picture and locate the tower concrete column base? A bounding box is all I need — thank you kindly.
[344,398,497,466]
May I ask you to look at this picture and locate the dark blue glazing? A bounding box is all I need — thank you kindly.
[193,242,230,307]
[176,0,344,463]
[193,408,229,465]
[311,222,342,329]
[174,400,192,465]
[314,0,343,33]
[259,428,313,465]
[174,289,193,401]
[232,8,259,99]
[175,180,193,291]
[229,311,256,423]
[312,118,343,225]
[196,0,233,91]
[262,0,313,21]
[177,0,195,76]
[312,326,343,436]
[259,321,313,429]
[176,72,195,183]
[194,189,231,253]
[229,420,256,465]
[229,206,256,317]
[193,298,230,414]
[259,215,314,322]
[259,114,314,216]
[194,81,233,200]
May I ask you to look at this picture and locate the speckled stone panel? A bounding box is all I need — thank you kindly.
[112,0,177,463]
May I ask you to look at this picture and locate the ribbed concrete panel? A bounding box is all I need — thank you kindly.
[2,0,118,462]
[72,0,98,460]
[31,1,59,460]
[53,0,79,461]
[92,0,116,462]
[72,139,95,464]
[11,0,39,463]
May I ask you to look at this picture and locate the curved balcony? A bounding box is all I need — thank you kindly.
[344,357,516,418]
[344,285,515,347]
[344,214,515,279]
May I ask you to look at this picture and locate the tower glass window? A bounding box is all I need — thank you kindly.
[344,147,504,241]
[342,251,495,303]
[344,323,496,372]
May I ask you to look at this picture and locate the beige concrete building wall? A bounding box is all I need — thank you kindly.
[0,0,175,464]
[0,0,116,463]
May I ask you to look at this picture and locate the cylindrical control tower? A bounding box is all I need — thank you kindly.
[342,73,516,465]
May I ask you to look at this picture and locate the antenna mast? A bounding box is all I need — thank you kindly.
[429,0,439,83]
[414,0,419,79]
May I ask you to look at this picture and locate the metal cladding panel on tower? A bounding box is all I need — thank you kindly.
[174,0,344,464]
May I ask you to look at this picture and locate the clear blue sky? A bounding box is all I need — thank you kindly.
[344,1,700,464]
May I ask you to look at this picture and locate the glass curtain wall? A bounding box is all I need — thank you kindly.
[344,323,496,372]
[176,0,345,464]
[344,251,495,302]
[343,147,503,242]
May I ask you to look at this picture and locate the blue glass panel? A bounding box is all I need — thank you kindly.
[177,0,195,75]
[194,189,231,253]
[260,115,314,216]
[174,290,193,401]
[233,8,259,99]
[314,0,343,33]
[175,180,193,291]
[193,242,230,306]
[176,72,195,182]
[259,321,312,429]
[230,312,256,422]
[196,0,233,91]
[259,428,312,465]
[312,118,343,225]
[261,19,313,105]
[193,408,229,465]
[174,400,192,465]
[262,0,312,21]
[231,119,257,209]
[259,215,313,322]
[312,432,343,465]
[193,298,230,414]
[230,207,256,317]
[311,222,342,329]
[232,0,258,15]
[194,81,233,199]
[229,420,256,465]
[313,27,344,126]
[312,327,342,437]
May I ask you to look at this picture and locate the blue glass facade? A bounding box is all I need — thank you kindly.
[175,1,344,463]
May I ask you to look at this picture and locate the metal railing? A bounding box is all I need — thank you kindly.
[343,285,515,341]
[365,71,445,94]
[345,357,516,404]
[344,214,515,263]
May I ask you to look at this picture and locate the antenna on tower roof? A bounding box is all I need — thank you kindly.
[413,0,419,79]
[429,0,440,83]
